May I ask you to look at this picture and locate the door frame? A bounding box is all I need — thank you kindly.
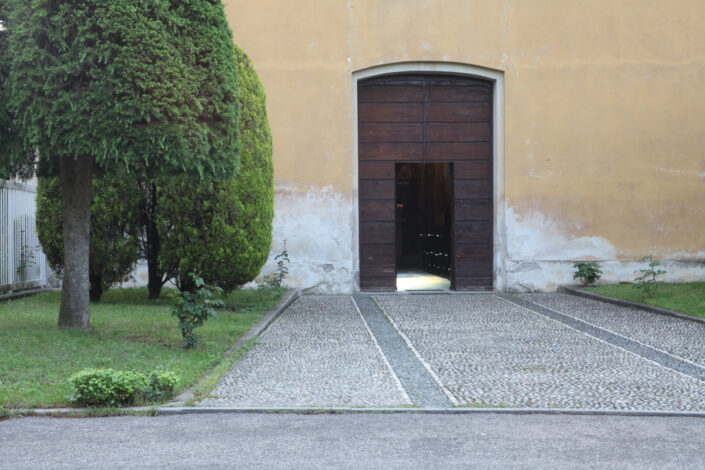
[352,62,506,291]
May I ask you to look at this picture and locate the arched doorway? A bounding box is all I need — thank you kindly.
[357,73,495,291]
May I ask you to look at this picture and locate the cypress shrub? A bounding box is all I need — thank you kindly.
[157,45,273,292]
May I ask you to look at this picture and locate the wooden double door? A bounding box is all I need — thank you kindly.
[358,74,493,291]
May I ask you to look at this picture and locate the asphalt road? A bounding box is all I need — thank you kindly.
[2,412,705,469]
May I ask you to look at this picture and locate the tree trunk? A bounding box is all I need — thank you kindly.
[58,154,93,330]
[146,182,163,300]
[89,273,103,302]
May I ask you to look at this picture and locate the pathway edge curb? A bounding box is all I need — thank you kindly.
[170,288,301,404]
[0,287,57,302]
[16,406,705,419]
[223,288,302,358]
[557,285,705,325]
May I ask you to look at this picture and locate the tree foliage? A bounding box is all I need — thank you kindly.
[157,45,273,292]
[1,0,240,328]
[3,0,240,178]
[0,3,33,179]
[36,176,141,301]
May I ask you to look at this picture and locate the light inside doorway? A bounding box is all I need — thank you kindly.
[395,162,453,291]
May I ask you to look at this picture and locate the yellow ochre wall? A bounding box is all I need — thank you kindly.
[224,0,705,292]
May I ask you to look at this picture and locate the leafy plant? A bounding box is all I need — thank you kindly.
[573,261,602,287]
[142,369,180,402]
[66,368,144,407]
[15,231,35,278]
[266,243,290,289]
[66,368,180,407]
[171,273,225,348]
[634,255,667,298]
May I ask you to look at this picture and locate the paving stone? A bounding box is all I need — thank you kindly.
[520,293,705,368]
[200,296,409,407]
[375,294,705,410]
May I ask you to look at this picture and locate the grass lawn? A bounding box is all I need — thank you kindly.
[585,282,705,319]
[0,287,285,408]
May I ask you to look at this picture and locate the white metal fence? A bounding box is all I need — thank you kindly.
[0,180,47,292]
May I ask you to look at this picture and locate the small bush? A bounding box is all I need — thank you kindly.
[142,370,180,402]
[67,369,144,407]
[67,368,180,407]
[172,274,225,348]
[573,262,602,286]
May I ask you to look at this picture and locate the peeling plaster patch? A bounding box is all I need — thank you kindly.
[506,207,617,260]
[257,186,354,294]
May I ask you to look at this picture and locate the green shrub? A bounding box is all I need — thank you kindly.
[142,370,180,402]
[230,44,274,282]
[3,0,241,329]
[67,369,144,407]
[573,262,603,287]
[171,274,225,348]
[36,176,141,301]
[156,44,273,292]
[67,368,180,407]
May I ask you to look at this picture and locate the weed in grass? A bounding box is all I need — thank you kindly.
[0,407,34,421]
[634,255,667,298]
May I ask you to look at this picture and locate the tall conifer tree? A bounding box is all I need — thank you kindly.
[0,1,239,329]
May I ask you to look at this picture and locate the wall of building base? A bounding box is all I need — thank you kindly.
[506,260,705,293]
[256,186,355,294]
[120,193,704,294]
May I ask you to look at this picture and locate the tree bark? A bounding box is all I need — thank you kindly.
[58,154,93,330]
[146,182,163,300]
[89,273,103,302]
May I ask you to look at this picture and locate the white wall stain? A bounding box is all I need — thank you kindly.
[257,185,354,293]
[506,206,617,261]
[504,206,705,291]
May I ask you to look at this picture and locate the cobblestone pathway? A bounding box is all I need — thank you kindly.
[201,296,409,407]
[201,292,705,411]
[376,294,705,410]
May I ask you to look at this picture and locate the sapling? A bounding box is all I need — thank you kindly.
[573,262,602,287]
[634,255,667,298]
